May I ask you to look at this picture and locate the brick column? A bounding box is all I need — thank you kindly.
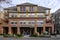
[43,19,46,34]
[8,19,12,35]
[17,27,20,34]
[34,19,37,34]
[1,27,3,34]
[17,19,20,34]
[8,27,11,35]
[52,25,54,34]
[43,27,45,33]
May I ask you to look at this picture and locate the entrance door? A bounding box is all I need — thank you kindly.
[23,29,30,35]
[12,27,17,34]
[20,27,30,35]
[37,27,43,35]
[3,27,8,34]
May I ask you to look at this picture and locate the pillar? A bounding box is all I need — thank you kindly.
[17,19,20,34]
[43,27,45,33]
[34,19,37,34]
[43,19,46,34]
[1,27,3,34]
[34,27,37,34]
[8,27,11,35]
[17,27,20,34]
[52,25,54,34]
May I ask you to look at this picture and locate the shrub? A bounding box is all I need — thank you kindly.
[30,34,39,37]
[15,34,23,38]
[3,34,9,37]
[43,32,46,35]
[0,34,3,35]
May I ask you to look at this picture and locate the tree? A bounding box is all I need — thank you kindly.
[0,0,11,3]
[0,0,12,11]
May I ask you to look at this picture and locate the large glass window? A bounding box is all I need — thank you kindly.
[28,20,35,24]
[37,13,44,17]
[11,22,14,24]
[20,6,25,11]
[28,13,35,17]
[20,13,26,17]
[11,21,17,24]
[20,20,26,24]
[29,6,34,11]
[37,20,44,25]
[11,14,17,18]
[46,10,48,14]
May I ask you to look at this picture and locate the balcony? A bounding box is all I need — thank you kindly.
[46,23,53,27]
[37,24,44,27]
[20,15,26,17]
[20,24,35,27]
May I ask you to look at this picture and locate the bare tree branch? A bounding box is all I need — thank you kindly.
[0,0,12,11]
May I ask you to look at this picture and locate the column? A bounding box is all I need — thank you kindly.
[34,27,37,34]
[8,27,11,35]
[1,27,3,34]
[17,27,20,34]
[52,25,54,34]
[17,20,20,34]
[43,19,46,34]
[43,27,45,33]
[34,19,37,34]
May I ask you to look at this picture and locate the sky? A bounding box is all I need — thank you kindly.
[1,0,60,13]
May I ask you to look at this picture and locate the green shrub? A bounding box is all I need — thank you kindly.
[15,34,23,38]
[3,34,9,37]
[43,32,46,35]
[30,34,39,37]
[0,34,3,35]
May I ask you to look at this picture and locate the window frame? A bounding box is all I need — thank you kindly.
[20,6,25,11]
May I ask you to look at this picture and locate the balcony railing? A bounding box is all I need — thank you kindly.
[9,15,45,18]
[20,15,26,17]
[20,24,35,27]
[46,23,53,26]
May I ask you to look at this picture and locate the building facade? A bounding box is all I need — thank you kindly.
[51,9,60,34]
[0,3,54,35]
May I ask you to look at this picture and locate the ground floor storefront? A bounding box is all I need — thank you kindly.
[2,27,53,36]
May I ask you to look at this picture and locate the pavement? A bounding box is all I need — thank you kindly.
[0,35,60,40]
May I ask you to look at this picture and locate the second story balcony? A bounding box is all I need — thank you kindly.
[10,20,44,27]
[46,23,53,27]
[9,13,46,18]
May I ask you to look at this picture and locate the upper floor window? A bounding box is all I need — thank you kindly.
[28,13,35,17]
[11,22,14,24]
[46,10,48,14]
[37,20,44,25]
[20,20,26,24]
[28,20,35,24]
[37,13,44,17]
[11,13,17,18]
[46,16,48,19]
[20,22,26,24]
[20,13,26,17]
[20,6,25,11]
[11,15,17,17]
[11,21,17,24]
[29,6,34,11]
